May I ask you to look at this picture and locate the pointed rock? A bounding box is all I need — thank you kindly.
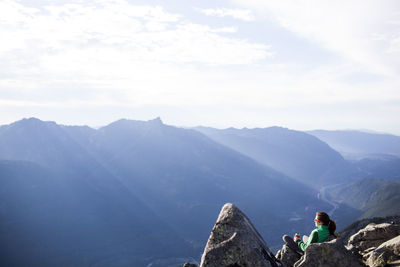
[199,203,282,267]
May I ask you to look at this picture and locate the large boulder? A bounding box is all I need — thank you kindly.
[294,239,365,267]
[364,235,400,267]
[338,216,400,247]
[199,203,283,267]
[276,236,337,267]
[276,244,301,267]
[347,223,400,252]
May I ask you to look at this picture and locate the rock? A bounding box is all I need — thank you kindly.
[183,263,199,267]
[199,203,283,267]
[364,235,400,267]
[338,216,400,247]
[347,223,400,252]
[324,235,336,243]
[361,247,377,256]
[197,206,400,267]
[276,244,301,267]
[275,235,336,267]
[386,259,400,266]
[294,239,365,267]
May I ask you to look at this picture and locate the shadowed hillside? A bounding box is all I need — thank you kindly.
[194,126,357,187]
[326,178,400,219]
[0,160,192,267]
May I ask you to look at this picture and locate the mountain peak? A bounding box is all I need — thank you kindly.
[23,117,41,122]
[19,117,43,124]
[148,117,163,125]
[9,117,57,129]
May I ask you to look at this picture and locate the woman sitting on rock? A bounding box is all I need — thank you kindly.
[283,211,337,255]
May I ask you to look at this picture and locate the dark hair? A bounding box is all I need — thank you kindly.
[316,211,337,237]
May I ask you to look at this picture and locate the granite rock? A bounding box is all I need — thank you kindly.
[338,217,400,247]
[347,223,400,252]
[294,239,365,267]
[364,235,400,267]
[199,203,283,267]
[276,244,301,267]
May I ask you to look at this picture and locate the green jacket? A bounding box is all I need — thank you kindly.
[296,225,331,251]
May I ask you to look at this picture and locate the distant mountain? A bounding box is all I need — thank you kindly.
[326,178,400,219]
[0,118,333,266]
[194,126,356,188]
[2,118,397,266]
[0,119,194,266]
[0,118,102,175]
[308,130,400,160]
[64,118,332,251]
[351,156,400,182]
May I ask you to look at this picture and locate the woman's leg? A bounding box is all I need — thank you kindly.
[282,235,304,255]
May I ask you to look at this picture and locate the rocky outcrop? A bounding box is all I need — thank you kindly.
[338,216,400,247]
[294,238,365,267]
[347,223,400,252]
[199,203,282,267]
[276,244,301,267]
[277,222,400,267]
[185,204,400,267]
[364,235,400,267]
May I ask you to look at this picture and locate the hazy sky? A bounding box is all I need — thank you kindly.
[1,0,399,134]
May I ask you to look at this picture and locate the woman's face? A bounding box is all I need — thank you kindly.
[314,217,322,226]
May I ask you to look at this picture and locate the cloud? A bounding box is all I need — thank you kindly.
[232,0,400,77]
[0,0,273,108]
[197,8,255,21]
[388,35,400,54]
[0,0,272,113]
[0,0,399,134]
[0,0,271,66]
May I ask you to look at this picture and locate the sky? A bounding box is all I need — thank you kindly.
[1,0,399,134]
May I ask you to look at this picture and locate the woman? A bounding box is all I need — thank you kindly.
[283,211,337,254]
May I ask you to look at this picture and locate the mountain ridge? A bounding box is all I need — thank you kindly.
[1,117,399,266]
[194,125,356,188]
[308,129,400,160]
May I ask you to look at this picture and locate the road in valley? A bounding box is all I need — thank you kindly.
[317,185,339,217]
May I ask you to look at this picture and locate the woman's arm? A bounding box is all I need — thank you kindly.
[296,229,318,251]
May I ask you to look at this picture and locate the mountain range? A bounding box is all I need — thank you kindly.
[308,130,400,160]
[0,117,399,266]
[194,126,357,188]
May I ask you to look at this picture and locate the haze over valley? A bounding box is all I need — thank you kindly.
[1,117,399,266]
